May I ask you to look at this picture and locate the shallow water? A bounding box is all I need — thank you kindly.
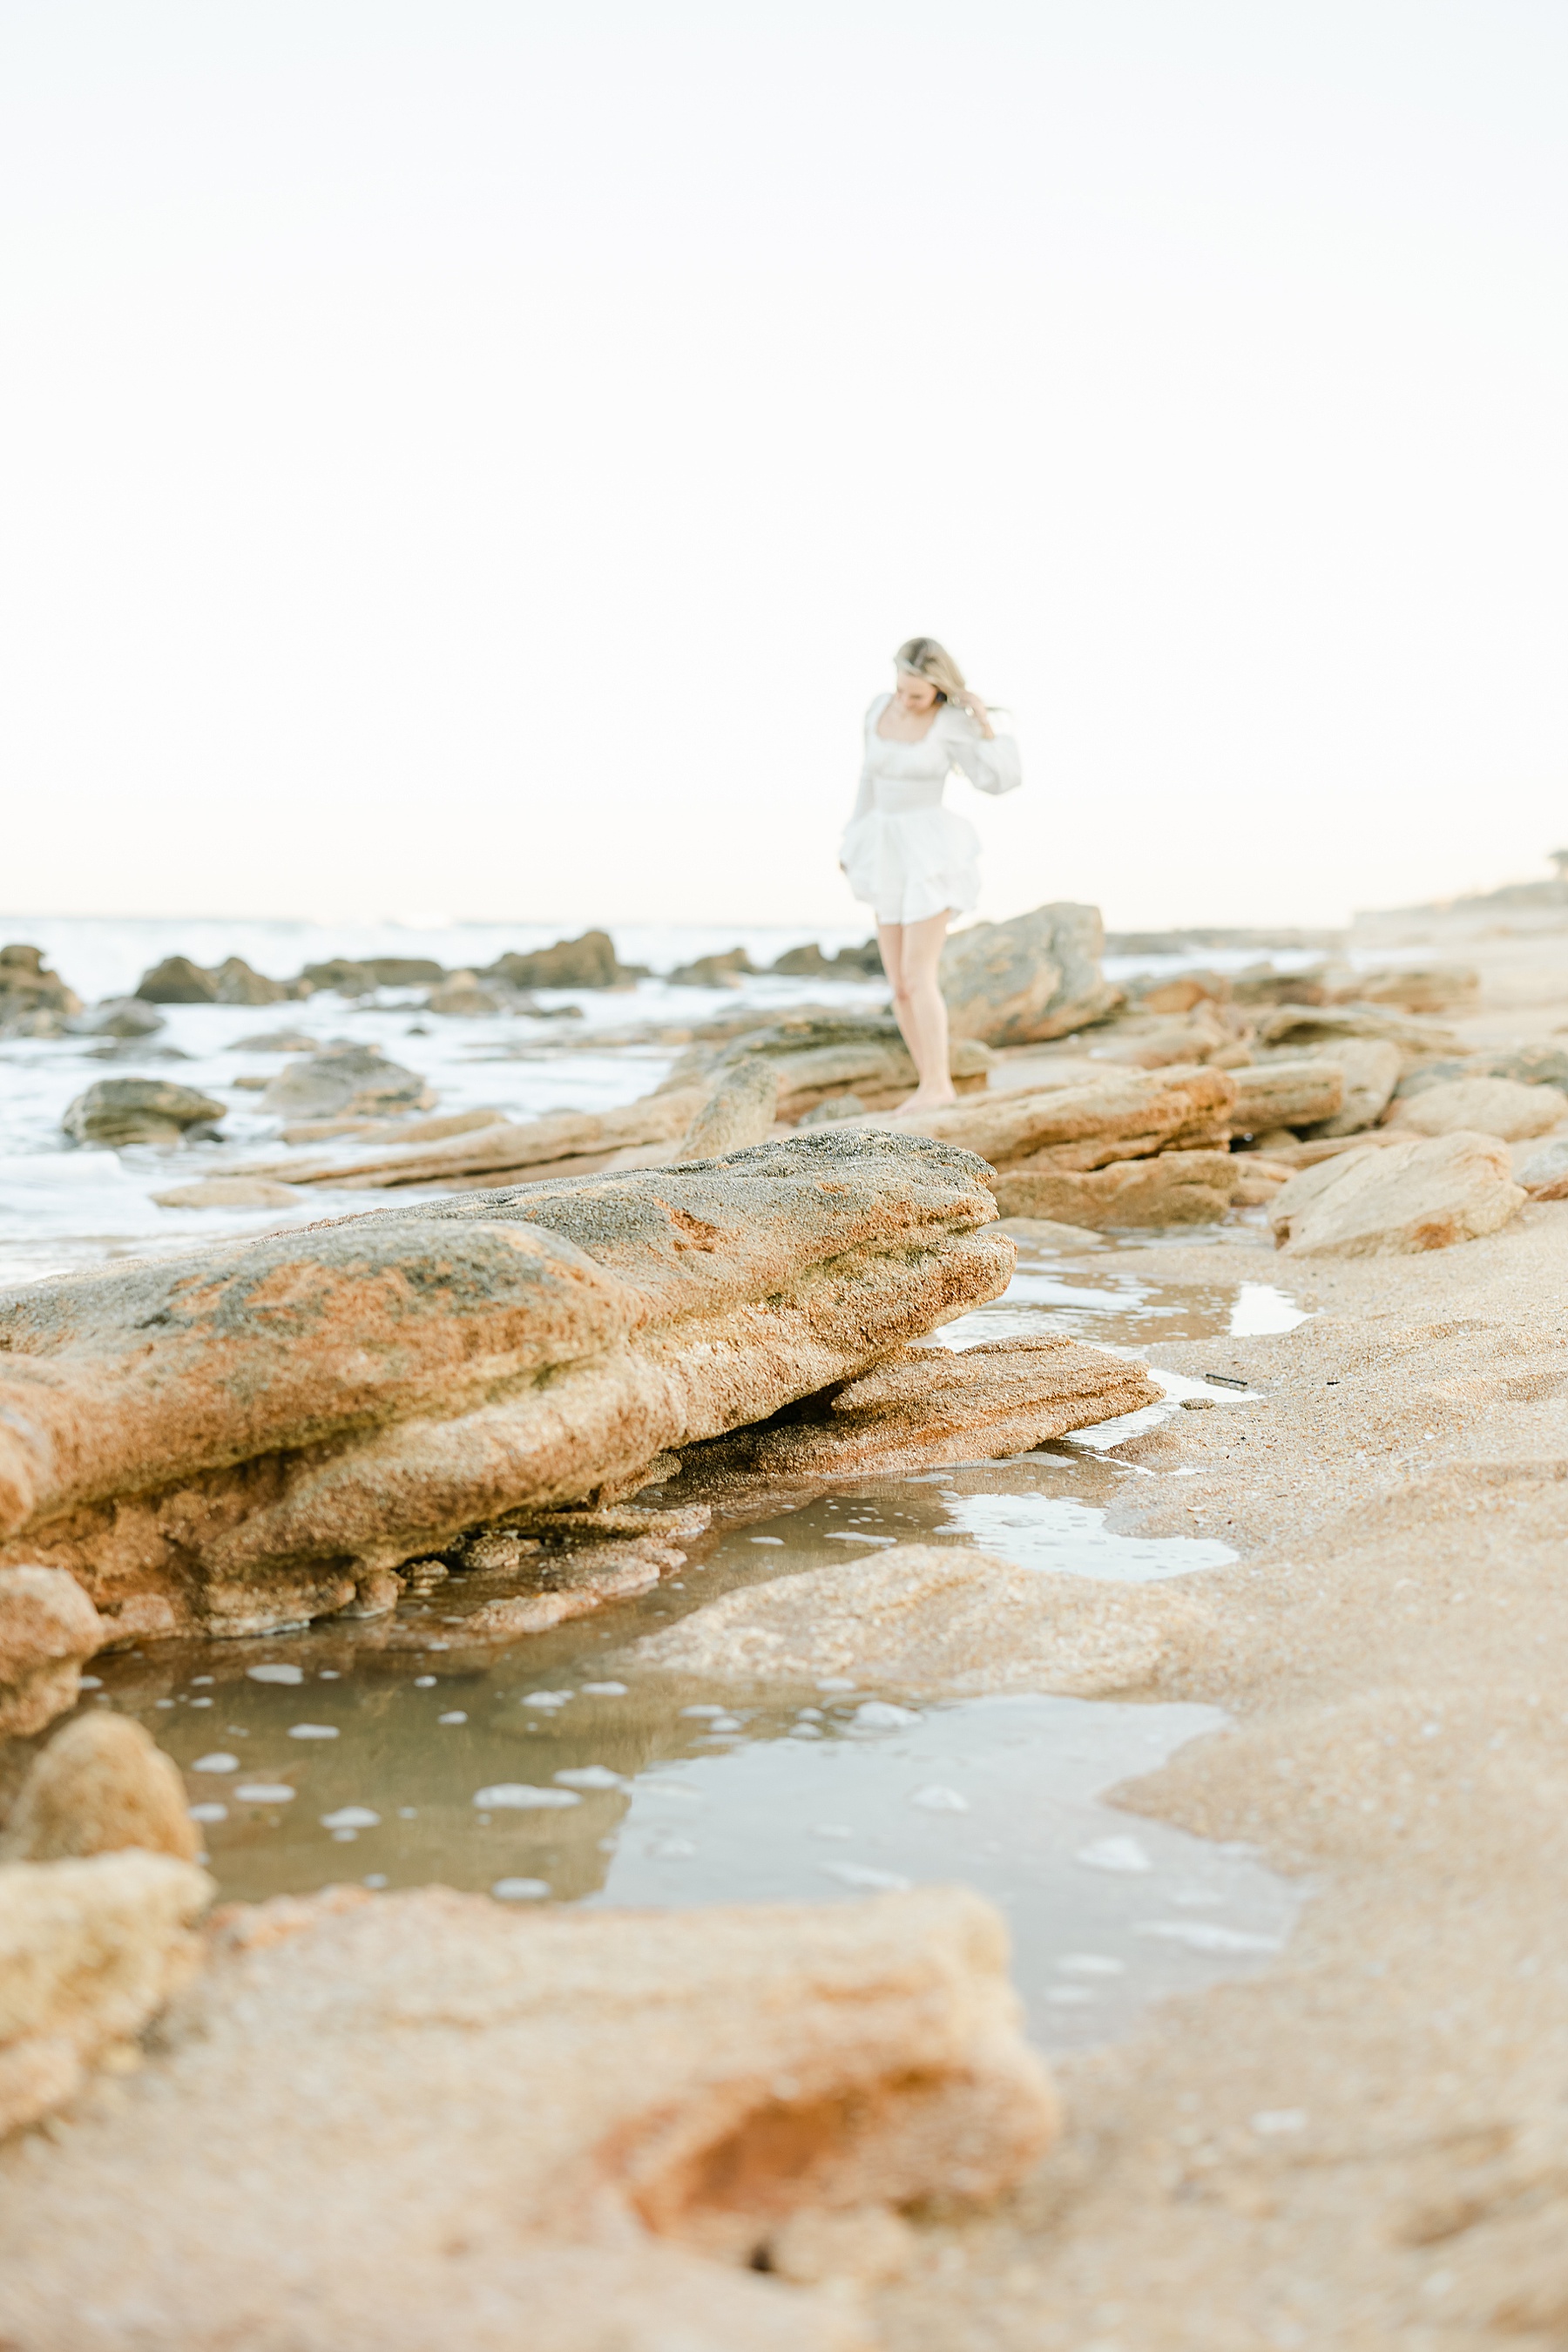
[73,1237,1306,2050]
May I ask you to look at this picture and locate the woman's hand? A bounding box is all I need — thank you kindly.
[964,693,996,740]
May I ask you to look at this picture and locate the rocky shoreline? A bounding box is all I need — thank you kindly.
[5,889,1568,2343]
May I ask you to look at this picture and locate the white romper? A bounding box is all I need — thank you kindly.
[840,693,1023,927]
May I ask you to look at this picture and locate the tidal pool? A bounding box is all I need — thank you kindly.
[73,1240,1305,2051]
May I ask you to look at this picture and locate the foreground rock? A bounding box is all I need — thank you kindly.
[632,1543,1208,1695]
[1269,1131,1525,1256]
[660,1338,1157,1514]
[941,902,1123,1044]
[0,1882,1054,2347]
[0,1132,1013,1638]
[1386,1073,1567,1142]
[0,1715,198,1864]
[0,1567,103,1736]
[0,1850,211,2137]
[991,1148,1240,1227]
[61,1078,226,1147]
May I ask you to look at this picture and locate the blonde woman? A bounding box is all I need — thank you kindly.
[841,637,1022,1114]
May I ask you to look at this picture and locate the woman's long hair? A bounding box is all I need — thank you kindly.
[895,636,985,718]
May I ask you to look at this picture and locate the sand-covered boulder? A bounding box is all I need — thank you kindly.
[0,1849,212,2137]
[1229,1062,1345,1132]
[0,1715,199,1865]
[941,902,1123,1045]
[676,1057,779,1157]
[260,1043,433,1119]
[632,1542,1207,1696]
[1269,1132,1525,1257]
[0,1132,1013,1638]
[0,1881,1053,2344]
[898,1065,1236,1171]
[61,1078,226,1147]
[0,1565,104,1737]
[991,1148,1239,1227]
[1387,1076,1567,1143]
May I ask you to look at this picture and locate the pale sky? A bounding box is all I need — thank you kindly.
[3,1,1565,931]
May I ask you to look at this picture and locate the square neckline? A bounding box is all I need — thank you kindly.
[872,690,943,747]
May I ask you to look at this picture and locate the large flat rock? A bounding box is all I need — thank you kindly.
[0,1132,1013,1639]
[0,1880,1055,2350]
[1268,1131,1526,1257]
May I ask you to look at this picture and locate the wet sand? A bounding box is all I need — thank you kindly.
[875,915,1568,2349]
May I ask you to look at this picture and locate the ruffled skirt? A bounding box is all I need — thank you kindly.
[840,806,983,927]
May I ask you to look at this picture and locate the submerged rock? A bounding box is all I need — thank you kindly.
[632,1541,1208,1696]
[941,902,1123,1045]
[60,1078,226,1147]
[0,1566,103,1737]
[0,1714,198,1865]
[1269,1132,1526,1257]
[0,1849,211,2138]
[0,1881,1054,2342]
[0,1132,1014,1638]
[66,997,166,1040]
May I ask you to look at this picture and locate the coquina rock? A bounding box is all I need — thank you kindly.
[0,1566,104,1737]
[1301,1039,1402,1137]
[990,1149,1240,1227]
[632,1542,1210,1697]
[1229,1062,1345,1132]
[1254,1004,1462,1068]
[1269,1132,1526,1257]
[0,1849,212,2138]
[0,1714,199,1865]
[896,1065,1236,1171]
[480,929,642,990]
[659,1336,1157,1508]
[1355,963,1479,1014]
[61,1078,226,1148]
[0,1132,1015,1639]
[1386,1076,1567,1144]
[237,1090,710,1189]
[662,1010,990,1123]
[675,1057,780,1157]
[941,902,1124,1045]
[260,1044,433,1120]
[134,956,218,1004]
[0,944,81,1029]
[0,1881,1054,2349]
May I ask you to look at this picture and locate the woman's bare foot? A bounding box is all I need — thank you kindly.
[889,1089,959,1120]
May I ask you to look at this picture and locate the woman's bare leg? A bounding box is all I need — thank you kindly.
[879,909,956,1113]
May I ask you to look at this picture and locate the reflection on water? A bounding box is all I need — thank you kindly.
[69,1235,1302,2051]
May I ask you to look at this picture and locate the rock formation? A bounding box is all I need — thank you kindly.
[479,929,643,990]
[260,1043,434,1120]
[0,1566,103,1736]
[1386,1074,1567,1142]
[661,1009,991,1124]
[0,1849,212,2137]
[675,1056,780,1156]
[239,1089,710,1189]
[940,902,1123,1045]
[1269,1132,1526,1256]
[0,1132,1016,1639]
[0,1881,1055,2346]
[898,1065,1236,1170]
[991,1149,1242,1227]
[60,1079,226,1148]
[0,944,81,1034]
[658,1336,1157,1512]
[0,1714,198,1864]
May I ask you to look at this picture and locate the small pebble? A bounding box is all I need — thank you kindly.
[191,1754,240,1774]
[437,1711,468,1725]
[287,1724,339,1740]
[492,1878,551,1900]
[247,1664,303,1686]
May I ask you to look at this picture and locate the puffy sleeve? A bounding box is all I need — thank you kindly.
[940,704,1022,797]
[847,695,890,823]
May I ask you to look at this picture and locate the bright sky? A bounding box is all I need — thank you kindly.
[3,1,1565,931]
